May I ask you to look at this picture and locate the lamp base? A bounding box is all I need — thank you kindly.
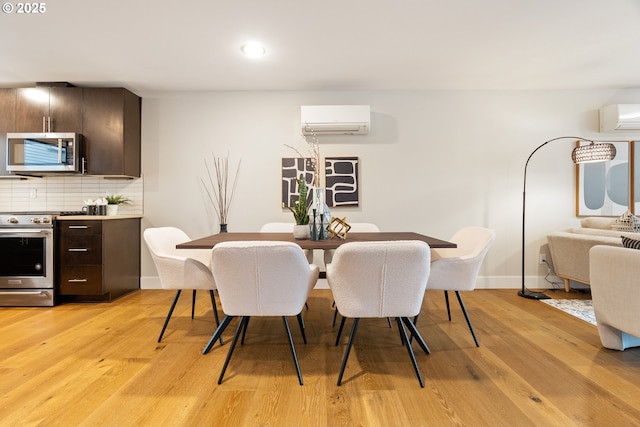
[518,289,551,300]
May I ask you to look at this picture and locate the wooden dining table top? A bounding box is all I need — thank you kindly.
[176,231,456,250]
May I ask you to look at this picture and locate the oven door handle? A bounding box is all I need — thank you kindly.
[0,290,52,296]
[0,229,53,235]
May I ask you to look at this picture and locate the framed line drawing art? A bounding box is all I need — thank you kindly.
[576,141,629,216]
[282,157,314,207]
[325,157,359,207]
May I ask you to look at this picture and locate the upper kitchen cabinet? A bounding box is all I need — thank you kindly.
[82,88,141,177]
[0,88,16,176]
[15,85,83,133]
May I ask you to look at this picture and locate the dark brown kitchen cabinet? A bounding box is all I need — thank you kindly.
[82,88,141,177]
[0,88,16,176]
[56,218,141,302]
[15,86,83,133]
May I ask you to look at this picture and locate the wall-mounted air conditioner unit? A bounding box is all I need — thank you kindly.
[599,104,640,132]
[301,105,370,135]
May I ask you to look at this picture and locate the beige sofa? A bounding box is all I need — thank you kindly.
[547,217,638,292]
[590,245,640,350]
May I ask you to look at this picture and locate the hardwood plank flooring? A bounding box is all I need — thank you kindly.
[0,289,639,426]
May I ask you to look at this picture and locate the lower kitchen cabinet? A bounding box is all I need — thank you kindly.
[56,217,141,302]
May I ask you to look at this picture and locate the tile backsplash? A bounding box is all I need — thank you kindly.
[0,176,144,214]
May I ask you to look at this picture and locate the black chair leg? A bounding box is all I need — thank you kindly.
[401,317,431,355]
[209,290,223,345]
[396,317,425,387]
[209,290,220,326]
[387,317,393,328]
[296,313,307,344]
[335,315,347,346]
[332,308,339,327]
[218,316,248,384]
[455,291,479,347]
[241,317,251,345]
[444,291,452,321]
[283,316,304,385]
[202,315,234,354]
[337,318,360,386]
[158,290,181,342]
[191,290,197,319]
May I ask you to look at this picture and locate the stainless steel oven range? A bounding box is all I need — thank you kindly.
[0,213,55,307]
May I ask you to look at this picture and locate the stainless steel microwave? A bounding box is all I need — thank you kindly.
[6,133,84,174]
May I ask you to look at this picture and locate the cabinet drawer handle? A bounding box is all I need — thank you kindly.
[68,225,89,229]
[68,248,88,252]
[68,279,88,283]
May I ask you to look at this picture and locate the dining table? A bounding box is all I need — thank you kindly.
[176,231,457,250]
[179,231,456,355]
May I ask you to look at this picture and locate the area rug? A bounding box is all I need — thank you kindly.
[540,299,596,326]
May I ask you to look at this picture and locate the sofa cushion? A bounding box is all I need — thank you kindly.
[622,236,640,250]
[581,217,617,230]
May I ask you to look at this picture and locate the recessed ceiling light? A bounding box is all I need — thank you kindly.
[241,42,266,58]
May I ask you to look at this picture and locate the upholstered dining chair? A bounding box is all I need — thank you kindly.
[327,240,432,387]
[143,227,221,342]
[204,241,319,385]
[260,222,313,263]
[424,226,496,347]
[324,223,381,327]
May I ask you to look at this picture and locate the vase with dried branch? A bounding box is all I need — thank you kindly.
[201,153,241,232]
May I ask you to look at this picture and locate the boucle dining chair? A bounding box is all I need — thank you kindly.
[324,223,381,326]
[205,241,319,385]
[425,226,496,347]
[260,222,313,263]
[327,240,432,387]
[143,227,221,342]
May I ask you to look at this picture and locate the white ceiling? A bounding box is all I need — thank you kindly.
[2,0,640,93]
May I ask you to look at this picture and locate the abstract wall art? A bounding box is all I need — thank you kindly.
[325,157,359,207]
[282,157,314,207]
[576,141,629,216]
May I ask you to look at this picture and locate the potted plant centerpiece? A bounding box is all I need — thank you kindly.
[287,178,311,239]
[105,194,132,216]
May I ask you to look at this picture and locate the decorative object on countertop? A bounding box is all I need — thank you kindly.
[105,194,132,216]
[201,153,241,233]
[83,197,109,215]
[327,217,351,239]
[286,178,311,239]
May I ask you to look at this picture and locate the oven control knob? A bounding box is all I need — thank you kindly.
[7,217,18,224]
[42,217,51,224]
[31,218,41,224]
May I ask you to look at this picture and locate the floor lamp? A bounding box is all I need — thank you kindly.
[519,136,617,299]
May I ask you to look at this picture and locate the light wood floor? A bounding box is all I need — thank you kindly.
[1,288,640,427]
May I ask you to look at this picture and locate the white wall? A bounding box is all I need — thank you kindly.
[139,89,640,289]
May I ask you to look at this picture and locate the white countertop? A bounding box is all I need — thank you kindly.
[55,214,143,220]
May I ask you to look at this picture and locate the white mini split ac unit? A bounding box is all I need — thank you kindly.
[599,104,640,132]
[301,105,370,135]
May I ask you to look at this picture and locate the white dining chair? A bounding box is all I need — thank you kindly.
[327,240,431,387]
[143,227,221,342]
[424,226,495,347]
[324,223,381,326]
[260,222,313,263]
[203,241,319,385]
